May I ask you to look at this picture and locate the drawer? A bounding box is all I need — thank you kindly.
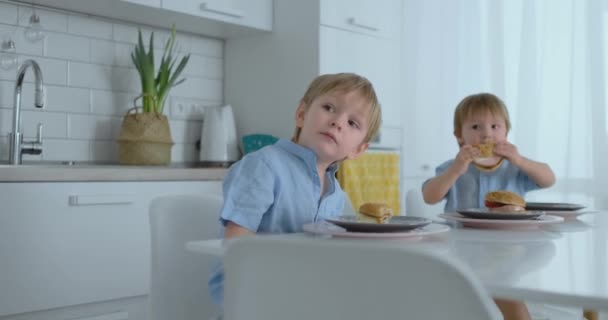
[320,0,401,39]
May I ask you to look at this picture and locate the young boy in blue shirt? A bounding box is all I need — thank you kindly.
[422,92,555,320]
[209,73,382,308]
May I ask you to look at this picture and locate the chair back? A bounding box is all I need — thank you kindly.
[224,237,502,320]
[406,187,445,218]
[149,194,223,320]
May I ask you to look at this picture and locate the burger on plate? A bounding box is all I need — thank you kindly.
[357,203,393,224]
[484,190,526,213]
[473,142,503,172]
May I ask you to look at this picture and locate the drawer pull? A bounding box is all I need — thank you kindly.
[69,195,134,206]
[200,3,244,18]
[346,17,379,32]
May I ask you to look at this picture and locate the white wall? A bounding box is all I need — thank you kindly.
[0,1,223,163]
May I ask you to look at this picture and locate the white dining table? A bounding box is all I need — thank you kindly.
[186,212,608,312]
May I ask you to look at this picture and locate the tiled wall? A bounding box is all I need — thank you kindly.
[0,1,223,163]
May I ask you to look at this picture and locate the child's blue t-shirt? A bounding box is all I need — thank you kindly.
[208,138,346,306]
[425,159,539,212]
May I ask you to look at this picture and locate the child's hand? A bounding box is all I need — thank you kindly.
[452,145,479,175]
[494,141,523,166]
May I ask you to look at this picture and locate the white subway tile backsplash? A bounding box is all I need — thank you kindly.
[0,81,13,107]
[68,15,113,40]
[190,36,223,57]
[70,62,138,92]
[0,108,12,135]
[110,67,139,92]
[91,90,134,116]
[90,140,118,162]
[112,23,167,50]
[0,2,18,25]
[68,114,120,140]
[0,3,223,163]
[42,138,90,161]
[171,77,222,101]
[45,32,90,62]
[18,7,68,33]
[184,55,223,79]
[46,85,90,113]
[21,110,67,139]
[0,25,44,56]
[19,55,68,86]
[91,40,133,67]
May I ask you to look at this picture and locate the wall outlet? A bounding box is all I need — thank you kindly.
[170,98,206,120]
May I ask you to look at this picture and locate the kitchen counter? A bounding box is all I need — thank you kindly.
[0,162,229,182]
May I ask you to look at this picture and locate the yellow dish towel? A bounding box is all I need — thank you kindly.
[337,152,400,215]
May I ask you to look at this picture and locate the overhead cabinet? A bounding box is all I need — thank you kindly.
[225,0,403,140]
[19,0,273,38]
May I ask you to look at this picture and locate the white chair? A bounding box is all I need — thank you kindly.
[406,187,445,219]
[223,237,503,320]
[149,193,223,320]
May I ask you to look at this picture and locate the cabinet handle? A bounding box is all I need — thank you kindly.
[69,195,134,206]
[421,164,431,171]
[200,3,244,18]
[346,17,379,32]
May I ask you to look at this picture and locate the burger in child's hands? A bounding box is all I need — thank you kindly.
[485,190,526,213]
[473,142,504,172]
[357,203,393,224]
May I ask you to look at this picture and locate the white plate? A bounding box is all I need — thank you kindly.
[542,210,598,220]
[303,221,450,239]
[440,212,564,229]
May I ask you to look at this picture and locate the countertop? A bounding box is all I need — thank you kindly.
[0,161,229,182]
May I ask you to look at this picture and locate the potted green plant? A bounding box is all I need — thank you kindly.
[117,25,190,165]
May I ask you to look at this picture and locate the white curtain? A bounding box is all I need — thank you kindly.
[404,0,606,208]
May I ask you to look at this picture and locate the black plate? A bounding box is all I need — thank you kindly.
[525,202,585,211]
[456,208,544,220]
[325,216,431,233]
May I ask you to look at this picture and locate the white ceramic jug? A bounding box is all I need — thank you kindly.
[199,104,239,162]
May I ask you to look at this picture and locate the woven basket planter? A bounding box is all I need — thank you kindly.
[117,109,173,165]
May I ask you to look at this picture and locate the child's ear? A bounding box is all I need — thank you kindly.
[454,131,464,146]
[295,101,307,128]
[346,142,369,160]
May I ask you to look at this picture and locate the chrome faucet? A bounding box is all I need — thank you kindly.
[8,59,44,165]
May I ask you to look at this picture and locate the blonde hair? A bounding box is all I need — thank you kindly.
[453,93,511,136]
[292,73,382,143]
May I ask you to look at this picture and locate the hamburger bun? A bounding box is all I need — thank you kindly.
[357,203,393,224]
[485,190,526,208]
[473,142,503,172]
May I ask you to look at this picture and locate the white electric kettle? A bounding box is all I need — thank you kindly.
[199,104,239,163]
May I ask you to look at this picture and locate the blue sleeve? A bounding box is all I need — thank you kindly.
[422,159,453,192]
[219,153,275,232]
[518,169,540,193]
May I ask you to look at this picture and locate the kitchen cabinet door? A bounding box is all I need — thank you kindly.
[0,181,221,319]
[162,0,272,31]
[320,0,401,39]
[319,26,402,128]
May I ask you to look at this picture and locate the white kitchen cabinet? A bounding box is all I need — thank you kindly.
[225,0,403,140]
[0,181,221,320]
[162,0,272,32]
[121,0,160,7]
[24,0,272,38]
[319,27,402,128]
[320,0,401,39]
